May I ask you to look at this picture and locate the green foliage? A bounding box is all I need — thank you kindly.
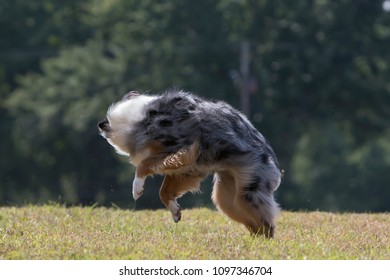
[291,125,390,211]
[1,206,389,259]
[1,0,390,211]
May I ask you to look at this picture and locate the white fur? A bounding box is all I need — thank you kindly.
[168,200,181,223]
[132,176,145,200]
[106,95,157,155]
[268,158,281,191]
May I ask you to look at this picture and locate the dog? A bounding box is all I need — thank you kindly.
[98,89,281,237]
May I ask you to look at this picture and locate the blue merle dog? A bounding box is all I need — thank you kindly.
[98,89,281,237]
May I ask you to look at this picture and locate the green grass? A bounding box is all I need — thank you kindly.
[0,205,388,259]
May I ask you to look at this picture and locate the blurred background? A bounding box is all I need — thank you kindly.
[1,0,389,212]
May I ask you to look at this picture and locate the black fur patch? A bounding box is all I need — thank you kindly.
[265,181,272,192]
[244,176,262,192]
[161,136,178,147]
[148,109,159,116]
[158,119,173,127]
[245,193,260,209]
[172,96,183,103]
[215,150,230,161]
[183,139,193,146]
[187,104,196,111]
[261,153,269,164]
[215,145,246,161]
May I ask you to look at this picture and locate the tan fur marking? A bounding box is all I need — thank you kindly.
[136,141,199,178]
[161,141,199,171]
[159,175,201,205]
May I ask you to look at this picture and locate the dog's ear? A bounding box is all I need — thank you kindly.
[122,91,141,100]
[98,117,110,132]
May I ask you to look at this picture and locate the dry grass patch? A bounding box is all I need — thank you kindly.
[0,205,388,259]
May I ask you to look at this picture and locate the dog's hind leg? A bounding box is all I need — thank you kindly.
[212,171,242,223]
[213,170,279,238]
[212,171,266,236]
[159,174,201,223]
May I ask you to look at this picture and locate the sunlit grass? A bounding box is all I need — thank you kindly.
[0,205,388,259]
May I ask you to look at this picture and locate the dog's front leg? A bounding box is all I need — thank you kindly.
[132,174,146,200]
[132,142,200,201]
[132,156,163,200]
[132,150,191,200]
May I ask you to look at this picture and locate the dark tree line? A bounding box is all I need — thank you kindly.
[1,0,389,211]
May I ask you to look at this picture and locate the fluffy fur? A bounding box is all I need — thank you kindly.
[98,89,282,237]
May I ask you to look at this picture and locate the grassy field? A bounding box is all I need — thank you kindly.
[0,205,388,259]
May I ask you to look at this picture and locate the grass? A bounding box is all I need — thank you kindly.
[0,205,389,259]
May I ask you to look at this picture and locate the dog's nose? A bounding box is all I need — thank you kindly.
[98,117,110,132]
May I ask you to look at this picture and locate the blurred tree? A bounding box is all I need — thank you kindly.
[2,0,390,211]
[0,0,94,204]
[0,0,93,93]
[7,41,129,205]
[291,125,390,211]
[4,0,236,207]
[225,0,390,211]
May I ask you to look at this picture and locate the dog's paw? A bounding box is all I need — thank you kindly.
[168,200,182,223]
[132,177,145,200]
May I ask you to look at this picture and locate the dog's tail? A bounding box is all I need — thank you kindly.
[243,152,282,232]
[244,174,281,224]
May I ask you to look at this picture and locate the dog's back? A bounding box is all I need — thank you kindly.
[134,90,280,169]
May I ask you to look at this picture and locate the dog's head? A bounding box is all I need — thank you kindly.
[98,91,156,156]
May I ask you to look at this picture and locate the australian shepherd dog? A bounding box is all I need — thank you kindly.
[98,89,281,237]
